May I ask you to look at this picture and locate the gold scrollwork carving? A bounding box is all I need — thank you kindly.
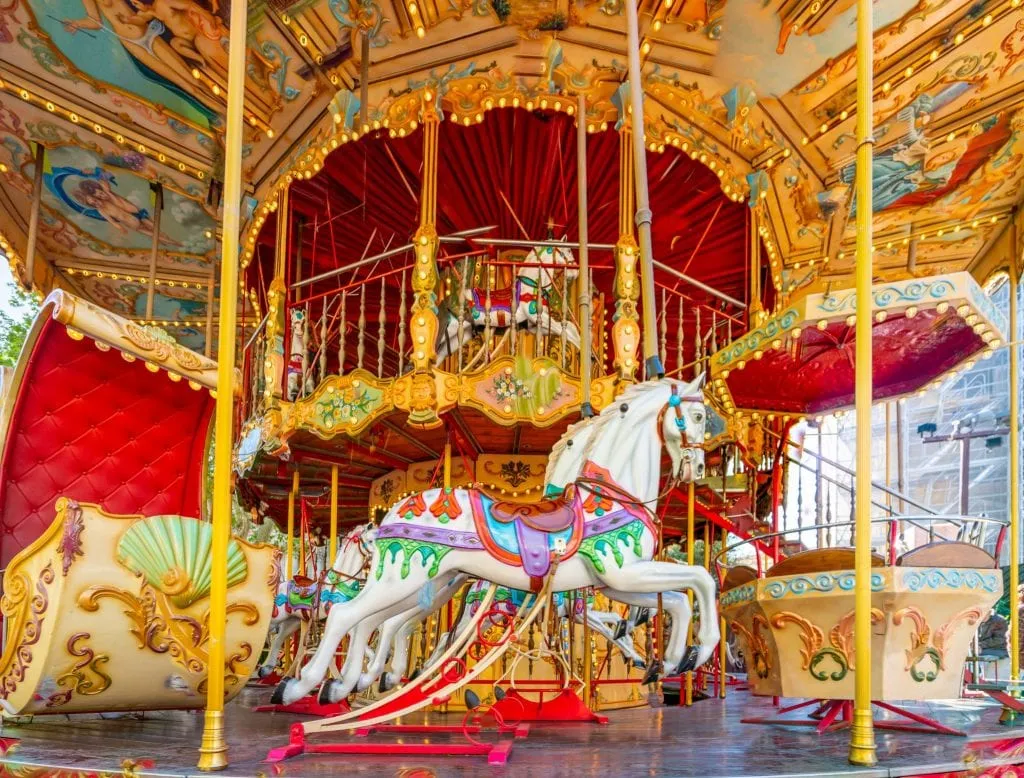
[46,632,112,707]
[78,581,260,678]
[0,563,54,697]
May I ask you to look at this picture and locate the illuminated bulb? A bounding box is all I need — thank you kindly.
[882,81,891,93]
[904,66,913,78]
[416,26,425,37]
[874,311,887,323]
[905,306,918,318]
[954,32,964,45]
[845,314,855,327]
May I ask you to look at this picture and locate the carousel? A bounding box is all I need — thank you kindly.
[0,0,1023,774]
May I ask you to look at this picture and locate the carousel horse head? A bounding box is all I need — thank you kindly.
[658,376,707,483]
[523,236,578,286]
[334,522,376,576]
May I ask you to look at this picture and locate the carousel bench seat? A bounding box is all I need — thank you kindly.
[765,547,884,578]
[897,540,998,569]
[721,565,758,592]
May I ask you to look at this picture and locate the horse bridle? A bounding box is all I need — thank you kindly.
[574,384,708,514]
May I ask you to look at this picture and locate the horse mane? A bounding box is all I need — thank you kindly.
[544,380,672,483]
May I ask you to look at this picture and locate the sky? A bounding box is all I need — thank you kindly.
[0,255,37,314]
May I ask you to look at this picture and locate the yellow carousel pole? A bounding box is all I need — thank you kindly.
[197,0,247,768]
[287,469,298,581]
[849,0,877,765]
[24,143,44,291]
[623,0,663,378]
[1008,212,1020,720]
[329,465,339,563]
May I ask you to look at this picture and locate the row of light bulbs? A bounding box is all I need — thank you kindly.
[802,0,1021,146]
[66,325,216,394]
[64,267,209,290]
[0,77,207,180]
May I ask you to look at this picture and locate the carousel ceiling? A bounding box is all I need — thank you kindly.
[0,0,1022,357]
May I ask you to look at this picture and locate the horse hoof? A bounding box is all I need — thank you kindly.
[318,680,342,706]
[640,662,662,686]
[635,608,651,627]
[409,667,422,681]
[674,646,702,675]
[613,620,628,641]
[465,689,482,710]
[257,665,273,679]
[632,658,647,670]
[270,678,293,705]
[494,685,506,702]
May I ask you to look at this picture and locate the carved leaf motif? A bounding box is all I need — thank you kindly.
[770,611,823,670]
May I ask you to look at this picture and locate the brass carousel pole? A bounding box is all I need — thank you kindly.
[330,465,339,563]
[577,91,594,416]
[145,183,164,319]
[24,143,44,291]
[849,0,877,765]
[624,0,663,378]
[287,469,298,582]
[197,0,247,767]
[204,265,216,358]
[1008,210,1020,720]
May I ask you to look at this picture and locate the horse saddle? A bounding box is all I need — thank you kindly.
[490,486,576,532]
[470,489,582,590]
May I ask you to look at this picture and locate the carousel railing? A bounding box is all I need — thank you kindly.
[714,514,1009,580]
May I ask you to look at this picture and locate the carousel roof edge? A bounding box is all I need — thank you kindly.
[41,289,226,392]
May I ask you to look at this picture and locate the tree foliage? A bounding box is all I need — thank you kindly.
[0,284,38,368]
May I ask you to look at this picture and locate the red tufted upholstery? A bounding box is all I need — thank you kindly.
[0,316,213,568]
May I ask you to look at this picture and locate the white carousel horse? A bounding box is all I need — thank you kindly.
[435,239,582,364]
[273,376,718,706]
[286,308,314,401]
[331,406,631,699]
[256,523,375,678]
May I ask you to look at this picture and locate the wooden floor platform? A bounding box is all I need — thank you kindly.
[0,688,1021,777]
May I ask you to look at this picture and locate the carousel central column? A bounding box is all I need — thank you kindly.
[612,118,640,384]
[849,0,877,765]
[624,0,663,379]
[264,186,290,405]
[197,0,247,768]
[410,93,440,373]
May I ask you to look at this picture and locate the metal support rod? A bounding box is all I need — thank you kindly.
[360,32,370,130]
[24,143,45,290]
[330,465,339,564]
[1009,214,1021,718]
[577,92,594,417]
[849,0,877,765]
[959,439,971,517]
[287,470,298,582]
[623,0,662,378]
[685,480,695,705]
[145,184,164,319]
[197,0,246,766]
[204,265,215,358]
[294,226,495,290]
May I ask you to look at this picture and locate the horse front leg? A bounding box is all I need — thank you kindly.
[258,618,300,677]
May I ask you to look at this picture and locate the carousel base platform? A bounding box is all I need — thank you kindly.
[0,688,1021,777]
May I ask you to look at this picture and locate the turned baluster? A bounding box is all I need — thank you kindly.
[357,283,366,370]
[676,296,683,374]
[339,293,347,374]
[398,269,407,375]
[378,278,386,378]
[659,288,667,370]
[320,297,328,381]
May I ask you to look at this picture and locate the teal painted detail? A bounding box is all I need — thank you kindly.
[578,520,646,574]
[375,539,452,579]
[764,572,885,599]
[715,307,801,367]
[817,279,955,316]
[477,491,575,560]
[719,582,756,608]
[903,568,999,593]
[544,484,566,498]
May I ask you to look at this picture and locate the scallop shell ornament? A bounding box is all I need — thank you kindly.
[115,515,248,608]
